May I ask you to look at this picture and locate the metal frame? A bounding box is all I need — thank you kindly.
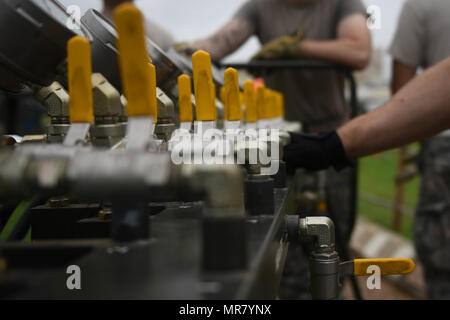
[0,174,301,299]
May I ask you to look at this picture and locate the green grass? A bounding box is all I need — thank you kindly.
[0,201,31,242]
[357,148,420,240]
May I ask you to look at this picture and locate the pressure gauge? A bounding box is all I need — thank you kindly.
[0,0,92,90]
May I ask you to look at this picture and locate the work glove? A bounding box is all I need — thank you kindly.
[251,30,304,61]
[283,131,352,172]
[173,42,198,57]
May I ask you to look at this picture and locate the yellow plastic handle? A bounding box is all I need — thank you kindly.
[266,89,278,119]
[220,86,228,120]
[275,91,285,118]
[178,74,193,122]
[67,36,94,123]
[256,86,271,120]
[192,50,216,121]
[211,83,217,120]
[147,62,158,122]
[224,68,242,121]
[244,80,258,123]
[354,258,415,276]
[114,4,155,118]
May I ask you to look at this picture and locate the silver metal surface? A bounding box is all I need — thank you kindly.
[300,216,336,252]
[182,164,246,218]
[126,117,156,151]
[63,123,91,146]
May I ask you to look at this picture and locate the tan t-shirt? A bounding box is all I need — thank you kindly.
[235,0,366,132]
[389,0,450,137]
[145,19,175,52]
[389,0,450,69]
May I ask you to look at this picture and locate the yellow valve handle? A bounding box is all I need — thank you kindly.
[244,80,258,123]
[178,74,193,122]
[67,36,94,123]
[256,86,271,120]
[147,62,158,123]
[192,50,216,121]
[266,89,278,119]
[239,91,245,108]
[275,91,285,118]
[114,4,155,118]
[211,83,217,120]
[272,91,282,118]
[224,68,242,121]
[354,258,415,276]
[220,86,228,120]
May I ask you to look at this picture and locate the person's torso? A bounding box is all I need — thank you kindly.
[409,0,450,137]
[251,0,350,131]
[415,0,450,69]
[253,0,340,43]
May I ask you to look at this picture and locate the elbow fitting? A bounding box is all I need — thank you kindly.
[299,217,335,253]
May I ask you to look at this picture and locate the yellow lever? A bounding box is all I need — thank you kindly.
[353,258,415,276]
[224,68,243,121]
[220,86,228,120]
[256,86,270,120]
[67,36,94,124]
[114,4,156,118]
[147,62,158,122]
[275,91,285,119]
[266,89,278,119]
[211,83,217,120]
[192,50,216,121]
[244,80,258,123]
[178,74,193,122]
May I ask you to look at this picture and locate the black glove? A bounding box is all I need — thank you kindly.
[283,131,352,172]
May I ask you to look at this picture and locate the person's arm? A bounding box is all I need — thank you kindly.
[284,57,450,172]
[298,13,371,70]
[391,60,417,94]
[193,18,254,63]
[339,57,450,159]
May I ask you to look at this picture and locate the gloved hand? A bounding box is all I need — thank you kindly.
[173,42,198,57]
[283,131,352,172]
[251,30,304,61]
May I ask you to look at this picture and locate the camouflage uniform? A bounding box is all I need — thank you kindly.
[415,137,450,299]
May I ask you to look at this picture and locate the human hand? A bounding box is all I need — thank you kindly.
[283,131,352,171]
[251,30,304,61]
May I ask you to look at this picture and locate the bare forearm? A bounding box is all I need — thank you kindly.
[193,18,253,63]
[338,57,450,159]
[298,38,370,70]
[391,60,417,94]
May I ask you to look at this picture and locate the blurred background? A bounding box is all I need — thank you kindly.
[1,0,424,299]
[57,0,420,298]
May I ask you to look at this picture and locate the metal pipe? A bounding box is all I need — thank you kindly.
[299,216,335,253]
[285,215,340,299]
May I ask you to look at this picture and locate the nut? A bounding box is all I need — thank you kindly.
[92,73,123,118]
[35,82,69,118]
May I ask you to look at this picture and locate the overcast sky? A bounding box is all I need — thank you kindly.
[59,0,406,64]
